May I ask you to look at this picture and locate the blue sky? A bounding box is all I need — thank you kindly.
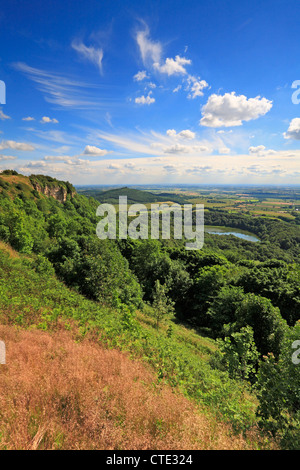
[0,0,300,185]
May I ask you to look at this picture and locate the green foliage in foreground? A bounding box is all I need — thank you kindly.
[0,250,258,434]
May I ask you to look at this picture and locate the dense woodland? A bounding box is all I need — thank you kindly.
[0,171,300,449]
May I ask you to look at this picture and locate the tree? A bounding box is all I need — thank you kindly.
[217,326,259,381]
[234,294,288,358]
[47,213,67,238]
[151,280,175,329]
[207,285,245,337]
[256,321,300,448]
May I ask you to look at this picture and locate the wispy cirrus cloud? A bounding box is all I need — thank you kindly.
[136,24,162,67]
[13,62,109,109]
[93,127,219,158]
[0,109,11,120]
[71,40,104,75]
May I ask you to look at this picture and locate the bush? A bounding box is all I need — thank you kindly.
[256,321,300,448]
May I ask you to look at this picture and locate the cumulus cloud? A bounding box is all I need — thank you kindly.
[41,116,59,124]
[72,40,104,74]
[22,116,35,121]
[200,92,273,127]
[163,143,191,154]
[0,140,35,151]
[186,75,209,99]
[283,118,300,140]
[133,70,149,81]
[83,145,109,156]
[249,145,267,154]
[166,129,196,139]
[249,145,277,156]
[135,92,155,105]
[154,55,191,76]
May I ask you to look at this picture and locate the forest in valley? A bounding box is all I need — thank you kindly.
[0,170,299,450]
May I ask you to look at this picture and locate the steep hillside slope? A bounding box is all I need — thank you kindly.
[0,246,274,450]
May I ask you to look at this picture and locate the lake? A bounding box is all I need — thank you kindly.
[205,225,260,243]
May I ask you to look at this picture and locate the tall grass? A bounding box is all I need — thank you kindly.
[0,325,271,450]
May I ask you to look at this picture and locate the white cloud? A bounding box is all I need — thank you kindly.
[22,116,35,121]
[249,145,267,154]
[166,129,196,139]
[154,55,191,76]
[200,92,273,127]
[27,161,47,168]
[0,109,11,120]
[0,140,35,151]
[133,70,149,81]
[107,163,120,170]
[163,143,191,154]
[173,84,182,93]
[163,164,179,174]
[186,75,209,99]
[283,118,300,140]
[249,145,277,156]
[135,93,155,105]
[72,40,104,74]
[83,145,109,156]
[13,62,106,109]
[44,155,72,162]
[0,155,17,161]
[186,165,212,174]
[136,26,162,66]
[218,147,230,154]
[41,116,59,124]
[166,129,177,137]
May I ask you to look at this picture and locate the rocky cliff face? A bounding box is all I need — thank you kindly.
[30,174,76,203]
[33,184,70,203]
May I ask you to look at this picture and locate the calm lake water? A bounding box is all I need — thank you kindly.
[205,226,260,243]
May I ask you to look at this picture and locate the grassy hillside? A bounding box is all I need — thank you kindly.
[0,246,274,450]
[0,170,75,201]
[2,325,257,450]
